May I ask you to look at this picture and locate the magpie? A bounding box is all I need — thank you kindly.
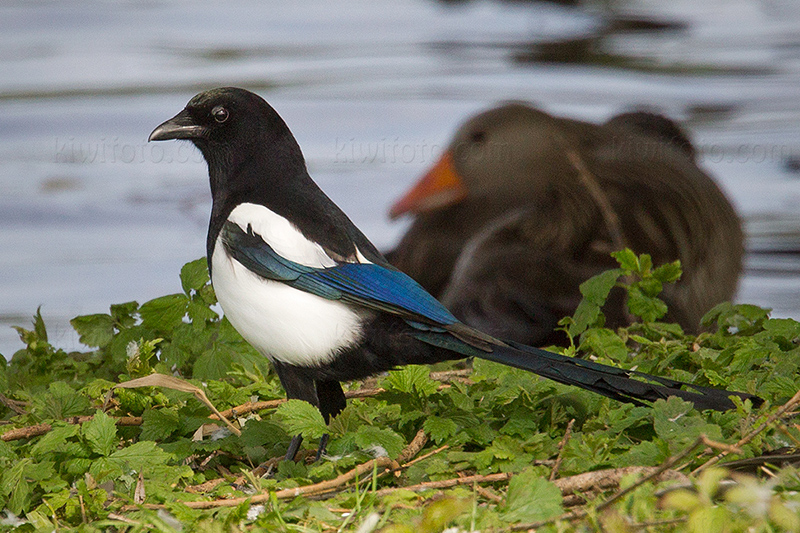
[149,87,757,460]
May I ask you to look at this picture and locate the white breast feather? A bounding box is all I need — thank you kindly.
[212,203,365,366]
[227,202,337,268]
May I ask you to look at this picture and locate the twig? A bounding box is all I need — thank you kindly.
[106,513,148,526]
[429,369,473,381]
[693,388,800,475]
[371,472,512,497]
[510,434,714,531]
[122,457,395,511]
[400,445,449,470]
[474,484,503,503]
[397,429,429,464]
[550,419,575,481]
[121,428,432,511]
[0,392,28,415]
[596,435,709,512]
[1,415,142,442]
[553,466,686,498]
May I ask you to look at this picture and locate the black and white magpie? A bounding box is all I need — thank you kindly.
[149,87,756,460]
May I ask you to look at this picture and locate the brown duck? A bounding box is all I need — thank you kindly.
[387,103,743,346]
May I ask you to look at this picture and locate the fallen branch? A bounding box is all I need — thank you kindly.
[510,433,719,531]
[693,389,800,475]
[1,416,141,442]
[397,429,429,464]
[124,429,433,511]
[372,472,513,497]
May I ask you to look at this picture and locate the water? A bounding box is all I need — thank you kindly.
[2,0,800,358]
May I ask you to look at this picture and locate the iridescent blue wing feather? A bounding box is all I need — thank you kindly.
[220,221,458,325]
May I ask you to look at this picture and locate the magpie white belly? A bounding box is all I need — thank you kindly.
[211,240,364,367]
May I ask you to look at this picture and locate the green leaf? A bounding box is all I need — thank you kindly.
[33,307,48,342]
[110,301,139,328]
[579,268,623,305]
[382,365,438,397]
[180,258,210,295]
[276,399,328,440]
[653,397,723,451]
[354,426,405,459]
[627,285,668,322]
[187,300,218,326]
[82,410,118,457]
[501,469,563,522]
[569,299,601,338]
[1,459,32,515]
[70,313,115,348]
[29,423,79,458]
[140,407,181,441]
[107,441,173,473]
[423,416,459,444]
[193,347,234,380]
[653,260,682,283]
[139,293,189,331]
[611,249,640,271]
[580,328,628,362]
[41,382,90,419]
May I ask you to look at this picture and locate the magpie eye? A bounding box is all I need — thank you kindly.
[212,106,229,123]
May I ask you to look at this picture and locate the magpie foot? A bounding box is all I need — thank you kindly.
[315,434,330,461]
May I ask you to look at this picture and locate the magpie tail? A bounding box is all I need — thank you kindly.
[477,341,761,412]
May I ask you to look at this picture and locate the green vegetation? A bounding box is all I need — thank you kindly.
[1,252,799,532]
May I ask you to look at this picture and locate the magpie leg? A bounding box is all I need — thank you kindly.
[313,380,345,461]
[270,363,347,463]
[285,433,304,462]
[315,434,330,461]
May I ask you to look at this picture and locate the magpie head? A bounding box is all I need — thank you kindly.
[149,87,305,197]
[149,87,286,146]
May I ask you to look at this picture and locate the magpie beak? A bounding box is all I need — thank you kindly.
[149,108,208,141]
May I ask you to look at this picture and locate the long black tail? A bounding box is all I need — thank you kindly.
[478,341,760,411]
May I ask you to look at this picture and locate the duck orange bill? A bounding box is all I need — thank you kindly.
[389,151,468,219]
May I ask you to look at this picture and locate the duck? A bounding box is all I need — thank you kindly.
[387,103,743,346]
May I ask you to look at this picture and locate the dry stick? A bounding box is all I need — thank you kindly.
[1,415,142,442]
[693,388,800,475]
[549,419,575,481]
[124,430,431,511]
[554,466,686,498]
[474,484,503,503]
[429,369,473,381]
[372,472,513,498]
[509,434,723,531]
[400,445,450,470]
[123,457,395,511]
[397,429,429,464]
[597,435,734,513]
[0,392,28,415]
